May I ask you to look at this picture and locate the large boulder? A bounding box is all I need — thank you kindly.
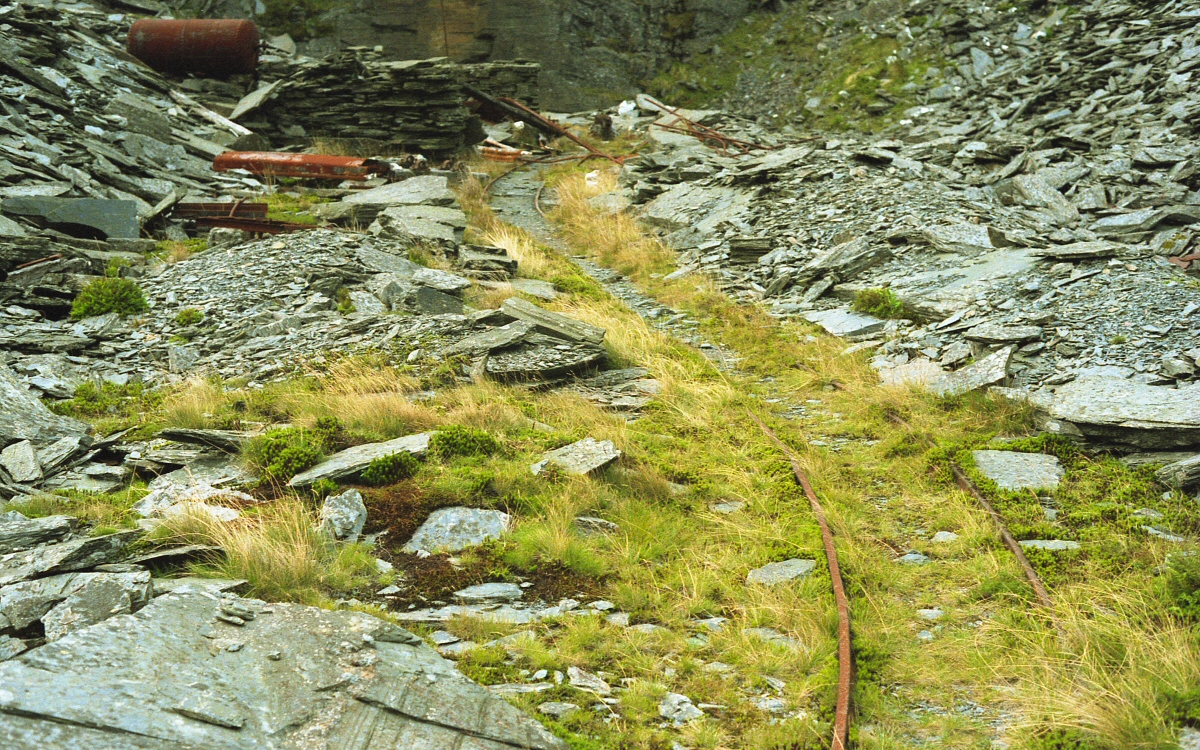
[0,591,567,749]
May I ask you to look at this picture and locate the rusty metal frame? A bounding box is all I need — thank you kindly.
[752,414,851,750]
[638,94,773,155]
[952,465,1054,608]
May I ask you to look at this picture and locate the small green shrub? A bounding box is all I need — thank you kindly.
[311,478,339,500]
[313,416,345,447]
[1024,727,1097,750]
[1167,553,1200,621]
[50,381,147,418]
[105,257,130,278]
[244,428,323,482]
[1164,685,1200,727]
[851,287,911,319]
[430,425,499,459]
[71,277,149,319]
[360,451,420,486]
[174,308,204,326]
[335,287,355,314]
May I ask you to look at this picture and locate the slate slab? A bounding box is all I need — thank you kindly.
[344,175,456,207]
[531,438,621,476]
[0,441,41,484]
[0,364,89,447]
[401,507,511,554]
[1155,454,1200,490]
[502,297,606,344]
[320,489,367,542]
[1047,377,1200,449]
[746,558,816,585]
[804,307,886,338]
[929,346,1014,397]
[1018,539,1080,551]
[1,197,139,239]
[454,582,524,604]
[0,591,567,749]
[288,432,432,488]
[0,512,72,554]
[971,450,1064,491]
[442,320,533,356]
[0,531,141,587]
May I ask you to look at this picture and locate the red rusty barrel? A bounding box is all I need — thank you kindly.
[127,19,259,77]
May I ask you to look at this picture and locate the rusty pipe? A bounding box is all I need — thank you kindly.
[213,152,391,181]
[127,19,260,78]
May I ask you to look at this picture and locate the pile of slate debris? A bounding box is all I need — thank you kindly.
[584,1,1200,472]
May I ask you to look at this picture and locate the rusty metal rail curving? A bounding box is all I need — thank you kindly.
[951,465,1054,609]
[752,414,852,750]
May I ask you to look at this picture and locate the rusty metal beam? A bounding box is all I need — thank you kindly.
[173,202,268,220]
[194,216,313,234]
[212,152,392,181]
[952,465,1055,608]
[752,414,852,750]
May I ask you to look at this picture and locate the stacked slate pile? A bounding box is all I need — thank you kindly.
[236,52,471,153]
[458,60,542,108]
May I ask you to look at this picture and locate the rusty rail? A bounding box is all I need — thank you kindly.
[951,466,1054,608]
[213,152,392,181]
[173,202,268,220]
[752,414,851,750]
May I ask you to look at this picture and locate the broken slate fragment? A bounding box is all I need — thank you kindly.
[660,693,705,724]
[1018,539,1080,551]
[501,297,606,345]
[531,438,621,476]
[401,507,511,554]
[288,432,432,487]
[1,197,139,239]
[320,489,368,543]
[963,323,1042,345]
[0,441,41,484]
[567,665,612,695]
[0,364,89,447]
[1155,454,1200,490]
[971,450,1064,491]
[453,582,524,604]
[0,512,73,554]
[928,346,1014,397]
[746,558,816,585]
[1046,378,1200,450]
[1032,241,1120,260]
[0,531,141,586]
[804,307,886,338]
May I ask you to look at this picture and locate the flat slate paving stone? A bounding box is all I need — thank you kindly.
[746,558,816,585]
[971,450,1064,491]
[803,307,886,338]
[453,582,524,604]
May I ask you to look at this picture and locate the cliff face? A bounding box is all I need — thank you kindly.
[180,0,760,110]
[330,0,762,110]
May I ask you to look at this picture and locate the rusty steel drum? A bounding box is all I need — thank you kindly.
[127,19,259,77]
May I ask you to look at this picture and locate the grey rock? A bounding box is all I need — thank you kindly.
[0,365,89,447]
[1156,454,1200,490]
[742,627,801,649]
[41,571,152,641]
[344,175,457,207]
[711,501,746,514]
[539,701,580,719]
[35,436,87,477]
[412,267,473,295]
[460,245,519,277]
[413,285,465,314]
[1144,526,1186,543]
[1018,540,1080,551]
[1047,378,1200,450]
[930,531,959,543]
[156,429,250,454]
[1032,241,1120,260]
[442,321,534,356]
[804,307,886,338]
[502,297,606,345]
[746,558,816,585]
[971,450,1064,491]
[567,665,611,695]
[401,507,511,554]
[0,635,26,661]
[929,346,1014,397]
[799,237,892,283]
[1163,356,1197,380]
[1013,174,1079,225]
[347,290,389,316]
[320,489,368,543]
[0,591,567,749]
[205,228,251,249]
[659,692,704,724]
[0,571,150,633]
[572,516,619,535]
[0,512,72,554]
[897,552,930,564]
[0,442,41,484]
[373,209,462,247]
[288,432,432,488]
[132,483,256,519]
[1,197,139,240]
[454,582,524,604]
[0,531,141,587]
[963,323,1042,345]
[531,438,621,476]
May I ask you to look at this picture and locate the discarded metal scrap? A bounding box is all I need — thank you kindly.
[213,152,393,181]
[639,94,772,155]
[127,19,260,77]
[465,86,628,165]
[194,216,313,234]
[173,202,268,221]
